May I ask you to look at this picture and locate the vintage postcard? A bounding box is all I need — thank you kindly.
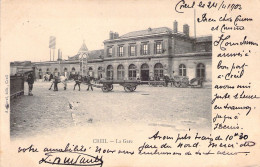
[1,0,259,166]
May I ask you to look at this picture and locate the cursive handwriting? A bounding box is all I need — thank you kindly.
[39,152,103,166]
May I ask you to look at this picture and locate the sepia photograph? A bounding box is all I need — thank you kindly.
[4,0,260,167]
[8,1,212,140]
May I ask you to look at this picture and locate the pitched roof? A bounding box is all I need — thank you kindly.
[196,35,212,42]
[120,27,172,38]
[68,49,104,60]
[88,49,104,59]
[78,41,88,54]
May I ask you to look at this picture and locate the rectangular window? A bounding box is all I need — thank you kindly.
[142,44,148,55]
[108,47,112,57]
[130,46,136,56]
[119,46,123,57]
[156,42,162,54]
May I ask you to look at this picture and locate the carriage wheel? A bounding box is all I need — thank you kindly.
[174,81,181,87]
[124,86,134,92]
[108,84,113,91]
[132,86,136,91]
[101,85,109,92]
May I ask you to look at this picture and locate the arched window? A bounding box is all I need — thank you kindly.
[154,63,163,80]
[54,68,58,72]
[46,68,50,74]
[72,67,75,71]
[107,65,113,80]
[128,64,137,80]
[63,68,68,77]
[117,65,125,80]
[196,63,205,79]
[98,67,103,79]
[141,63,149,70]
[179,64,186,76]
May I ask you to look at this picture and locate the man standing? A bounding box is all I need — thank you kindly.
[164,74,170,87]
[74,74,82,91]
[86,75,93,91]
[27,72,34,96]
[53,75,60,91]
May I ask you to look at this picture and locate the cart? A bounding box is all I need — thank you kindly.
[97,79,140,92]
[172,76,204,88]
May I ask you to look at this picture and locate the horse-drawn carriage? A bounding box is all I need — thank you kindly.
[94,79,140,92]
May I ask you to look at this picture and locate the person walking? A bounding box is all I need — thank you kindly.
[53,75,60,91]
[86,75,93,91]
[27,72,34,96]
[164,74,170,87]
[49,73,53,81]
[60,75,68,90]
[74,74,82,91]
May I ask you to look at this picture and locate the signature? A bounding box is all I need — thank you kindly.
[39,151,103,166]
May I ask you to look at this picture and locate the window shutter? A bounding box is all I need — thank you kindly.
[140,44,143,55]
[148,43,150,55]
[154,42,156,54]
[150,42,154,55]
[135,45,137,56]
[112,46,115,57]
[164,40,168,53]
[117,46,119,56]
[128,45,131,56]
[107,48,109,57]
[124,46,126,57]
[162,41,165,54]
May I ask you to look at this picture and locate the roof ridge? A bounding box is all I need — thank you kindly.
[120,26,172,38]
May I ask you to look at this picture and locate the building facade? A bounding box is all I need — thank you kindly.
[84,21,212,82]
[13,21,212,83]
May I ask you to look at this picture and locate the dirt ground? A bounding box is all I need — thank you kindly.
[10,81,212,139]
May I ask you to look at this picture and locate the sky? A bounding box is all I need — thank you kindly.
[1,0,212,62]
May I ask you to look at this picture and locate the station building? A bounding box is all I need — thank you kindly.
[19,21,212,83]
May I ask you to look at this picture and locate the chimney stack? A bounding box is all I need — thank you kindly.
[109,31,114,40]
[183,24,189,36]
[173,20,178,33]
[57,49,61,61]
[114,32,119,39]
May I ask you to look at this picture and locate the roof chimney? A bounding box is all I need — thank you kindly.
[183,24,189,37]
[114,32,119,39]
[173,20,178,33]
[109,31,114,40]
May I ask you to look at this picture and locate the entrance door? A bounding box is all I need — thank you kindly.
[141,63,149,81]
